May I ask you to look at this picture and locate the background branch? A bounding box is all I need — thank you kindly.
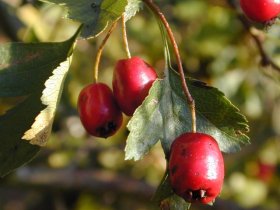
[8,167,155,200]
[0,1,23,42]
[1,167,261,210]
[227,0,280,73]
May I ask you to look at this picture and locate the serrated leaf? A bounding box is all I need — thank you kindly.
[22,58,71,146]
[42,0,142,38]
[124,0,142,21]
[125,68,249,161]
[125,79,163,161]
[0,28,79,177]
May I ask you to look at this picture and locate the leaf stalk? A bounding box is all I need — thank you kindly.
[143,0,197,133]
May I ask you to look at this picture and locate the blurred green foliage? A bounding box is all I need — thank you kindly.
[0,0,279,210]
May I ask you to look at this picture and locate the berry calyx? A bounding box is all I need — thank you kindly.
[169,133,224,204]
[112,56,157,116]
[240,0,280,23]
[78,83,123,138]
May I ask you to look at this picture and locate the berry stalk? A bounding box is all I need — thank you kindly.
[93,21,118,83]
[143,0,197,133]
[122,14,132,59]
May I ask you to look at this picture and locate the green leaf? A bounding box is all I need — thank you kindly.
[152,173,189,208]
[126,67,249,208]
[0,42,73,97]
[125,68,249,161]
[158,194,191,210]
[42,0,142,38]
[22,58,72,145]
[152,173,192,209]
[124,0,143,21]
[125,79,163,160]
[0,28,80,177]
[0,93,42,177]
[152,172,173,204]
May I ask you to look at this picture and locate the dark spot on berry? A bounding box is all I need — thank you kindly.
[183,189,206,201]
[81,94,87,102]
[171,165,178,175]
[183,190,193,201]
[96,121,117,138]
[193,189,206,200]
[109,121,117,129]
[181,148,187,157]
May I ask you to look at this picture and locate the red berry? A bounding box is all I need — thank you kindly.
[257,161,276,182]
[240,0,280,22]
[113,56,157,116]
[78,83,123,138]
[169,133,224,204]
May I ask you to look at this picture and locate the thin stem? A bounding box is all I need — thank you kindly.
[93,21,118,83]
[122,14,132,59]
[143,0,196,133]
[241,17,280,72]
[227,0,280,73]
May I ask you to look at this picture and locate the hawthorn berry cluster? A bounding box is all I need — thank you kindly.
[240,0,280,23]
[78,56,157,138]
[77,0,228,206]
[78,56,225,204]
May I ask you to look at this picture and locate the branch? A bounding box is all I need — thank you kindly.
[227,0,280,73]
[10,167,155,199]
[4,167,264,210]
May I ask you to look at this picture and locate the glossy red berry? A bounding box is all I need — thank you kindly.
[113,56,157,116]
[240,0,280,22]
[78,83,123,138]
[169,133,224,204]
